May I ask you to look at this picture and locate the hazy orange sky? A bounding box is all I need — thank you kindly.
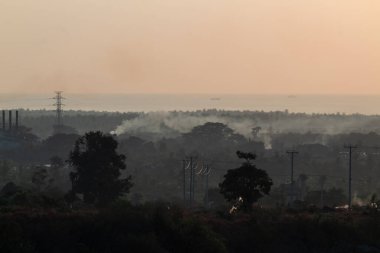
[0,0,379,94]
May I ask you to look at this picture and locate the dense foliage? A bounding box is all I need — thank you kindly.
[1,110,380,251]
[219,151,273,211]
[2,110,380,207]
[0,204,380,253]
[68,132,132,206]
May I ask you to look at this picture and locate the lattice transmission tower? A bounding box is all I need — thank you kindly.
[52,91,65,127]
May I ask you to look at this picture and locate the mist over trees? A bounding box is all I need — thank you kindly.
[1,109,380,252]
[1,109,380,208]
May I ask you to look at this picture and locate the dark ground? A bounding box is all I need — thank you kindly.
[1,204,380,253]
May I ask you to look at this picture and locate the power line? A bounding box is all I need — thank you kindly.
[134,149,380,208]
[204,164,211,208]
[182,156,197,208]
[182,159,188,206]
[182,158,212,209]
[286,150,299,203]
[286,150,299,184]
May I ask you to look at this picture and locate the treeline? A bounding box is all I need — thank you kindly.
[0,129,380,252]
[17,109,380,139]
[3,109,380,207]
[18,109,140,138]
[1,110,380,252]
[2,123,380,207]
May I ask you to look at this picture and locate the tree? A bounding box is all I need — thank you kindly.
[32,166,52,192]
[318,175,327,208]
[184,122,245,145]
[68,131,132,206]
[41,133,80,160]
[0,160,12,183]
[50,156,64,169]
[251,126,261,140]
[219,151,273,211]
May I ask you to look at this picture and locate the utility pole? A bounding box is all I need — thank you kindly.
[8,111,12,130]
[368,146,380,194]
[2,110,5,130]
[319,175,326,209]
[286,150,298,184]
[189,157,193,207]
[183,157,202,209]
[183,159,187,206]
[184,156,197,208]
[190,157,197,207]
[344,145,357,209]
[182,157,196,208]
[15,110,19,130]
[204,164,211,208]
[52,91,65,127]
[286,150,298,203]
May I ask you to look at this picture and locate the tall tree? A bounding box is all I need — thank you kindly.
[32,166,51,192]
[318,175,327,208]
[219,151,273,211]
[68,131,132,206]
[184,122,245,145]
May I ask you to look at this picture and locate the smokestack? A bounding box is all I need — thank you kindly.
[15,111,19,129]
[9,111,12,130]
[2,110,5,130]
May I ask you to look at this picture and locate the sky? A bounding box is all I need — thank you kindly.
[0,0,380,94]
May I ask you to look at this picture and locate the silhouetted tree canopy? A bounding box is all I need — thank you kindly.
[32,167,50,192]
[219,151,273,211]
[184,122,244,144]
[3,110,380,207]
[68,131,132,206]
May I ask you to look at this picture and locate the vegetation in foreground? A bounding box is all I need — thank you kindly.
[1,129,380,252]
[1,203,380,253]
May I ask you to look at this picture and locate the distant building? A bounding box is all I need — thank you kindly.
[0,110,37,150]
[0,131,22,150]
